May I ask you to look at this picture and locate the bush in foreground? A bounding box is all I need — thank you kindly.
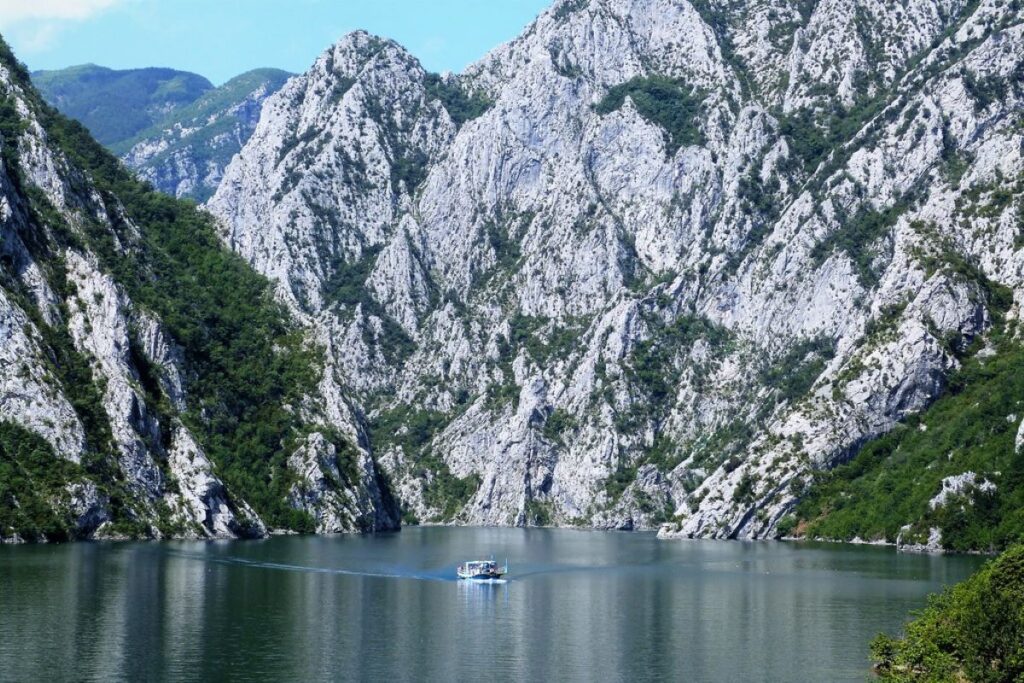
[872,544,1024,682]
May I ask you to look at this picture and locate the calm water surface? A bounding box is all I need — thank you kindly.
[0,527,984,682]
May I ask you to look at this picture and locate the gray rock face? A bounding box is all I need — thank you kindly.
[0,286,86,459]
[897,525,945,554]
[0,48,394,541]
[286,431,399,533]
[66,481,111,537]
[929,472,997,510]
[209,0,1024,535]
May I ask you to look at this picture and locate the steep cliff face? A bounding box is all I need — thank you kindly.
[118,69,292,201]
[209,0,1024,537]
[0,41,397,543]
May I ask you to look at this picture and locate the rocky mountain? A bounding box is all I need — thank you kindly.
[208,0,1024,543]
[0,39,397,543]
[34,66,291,202]
[117,69,293,201]
[32,64,212,147]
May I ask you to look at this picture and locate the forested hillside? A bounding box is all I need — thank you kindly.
[0,38,396,542]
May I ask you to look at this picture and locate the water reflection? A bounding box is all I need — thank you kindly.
[457,579,509,605]
[0,529,985,682]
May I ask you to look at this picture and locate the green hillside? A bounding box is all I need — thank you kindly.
[110,67,291,155]
[1,40,333,537]
[32,64,212,146]
[784,325,1024,553]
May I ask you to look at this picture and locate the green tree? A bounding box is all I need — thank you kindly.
[872,544,1024,682]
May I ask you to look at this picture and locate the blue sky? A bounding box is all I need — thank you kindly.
[0,0,552,84]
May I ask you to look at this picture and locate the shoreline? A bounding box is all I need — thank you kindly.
[0,523,1001,557]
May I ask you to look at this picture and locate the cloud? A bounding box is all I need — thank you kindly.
[0,0,124,25]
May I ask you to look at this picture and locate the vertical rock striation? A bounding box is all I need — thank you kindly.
[209,0,1024,537]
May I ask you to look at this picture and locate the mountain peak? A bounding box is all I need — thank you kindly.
[207,0,1024,536]
[320,30,424,76]
[31,62,213,145]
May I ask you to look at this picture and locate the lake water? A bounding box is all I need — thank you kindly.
[0,527,984,682]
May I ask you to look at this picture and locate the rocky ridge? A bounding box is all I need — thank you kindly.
[209,0,1024,539]
[0,41,397,543]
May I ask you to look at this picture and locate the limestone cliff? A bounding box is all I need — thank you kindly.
[0,42,397,543]
[209,0,1024,537]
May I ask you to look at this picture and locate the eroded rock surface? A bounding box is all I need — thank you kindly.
[209,0,1024,536]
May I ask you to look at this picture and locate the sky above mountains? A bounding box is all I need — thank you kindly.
[0,0,551,84]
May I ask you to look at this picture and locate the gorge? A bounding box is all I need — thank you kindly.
[1,0,1023,557]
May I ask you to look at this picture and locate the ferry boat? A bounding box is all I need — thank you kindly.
[456,558,508,581]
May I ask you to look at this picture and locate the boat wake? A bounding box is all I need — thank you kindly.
[160,547,652,583]
[162,549,454,582]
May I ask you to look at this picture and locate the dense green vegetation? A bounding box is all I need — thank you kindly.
[605,461,639,502]
[524,498,553,526]
[788,334,1024,552]
[322,246,383,308]
[484,218,523,280]
[32,64,212,146]
[0,423,90,541]
[106,68,292,201]
[624,314,732,417]
[33,65,291,201]
[45,111,326,531]
[595,76,705,154]
[109,68,292,155]
[872,544,1024,682]
[424,73,492,126]
[758,336,835,406]
[542,408,578,445]
[0,47,151,538]
[500,314,582,367]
